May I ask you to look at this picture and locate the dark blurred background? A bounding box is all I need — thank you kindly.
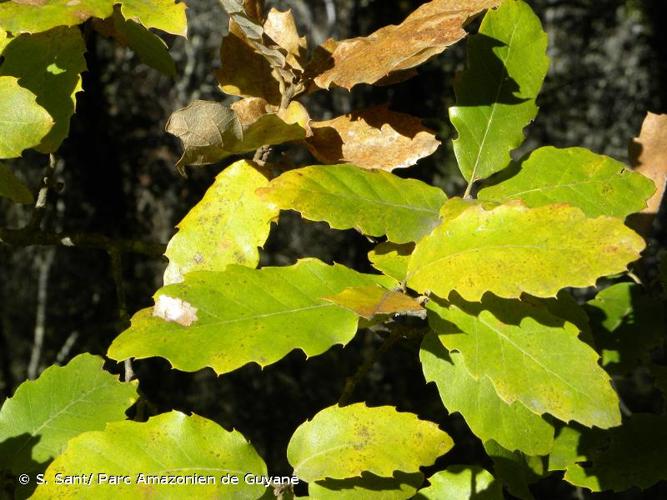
[1,0,666,498]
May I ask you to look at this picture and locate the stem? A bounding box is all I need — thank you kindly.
[108,247,134,381]
[463,178,475,199]
[338,327,404,406]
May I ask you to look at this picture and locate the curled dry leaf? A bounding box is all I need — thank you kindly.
[311,0,500,91]
[628,112,667,235]
[306,105,440,170]
[166,98,310,170]
[153,295,198,326]
[263,8,306,71]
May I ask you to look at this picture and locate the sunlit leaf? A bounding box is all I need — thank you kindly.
[428,296,621,428]
[163,160,278,284]
[407,201,645,301]
[0,27,86,153]
[312,0,500,90]
[287,403,452,481]
[108,259,395,374]
[0,354,138,474]
[323,285,423,320]
[0,0,187,36]
[259,164,447,244]
[479,147,656,218]
[32,411,267,499]
[450,0,549,182]
[416,466,502,500]
[421,331,554,455]
[0,76,53,159]
[306,106,440,171]
[0,163,33,203]
[368,242,414,282]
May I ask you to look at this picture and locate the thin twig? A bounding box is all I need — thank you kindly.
[0,228,166,257]
[338,326,408,406]
[108,247,134,381]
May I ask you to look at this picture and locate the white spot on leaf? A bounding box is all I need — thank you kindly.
[153,295,198,326]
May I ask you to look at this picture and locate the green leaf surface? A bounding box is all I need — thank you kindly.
[0,27,86,153]
[478,147,656,218]
[585,282,665,372]
[368,242,413,282]
[428,296,621,428]
[258,165,447,244]
[32,411,267,499]
[163,160,278,284]
[0,76,53,159]
[421,332,554,455]
[560,415,667,492]
[547,426,586,472]
[0,163,33,203]
[0,354,138,474]
[108,11,177,75]
[483,440,545,500]
[309,472,424,500]
[450,0,549,182]
[407,201,645,301]
[108,259,395,374]
[0,0,187,36]
[287,403,452,482]
[415,466,502,500]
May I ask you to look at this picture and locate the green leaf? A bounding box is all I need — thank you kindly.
[0,163,33,203]
[0,76,53,159]
[108,259,395,374]
[585,282,665,372]
[166,99,309,170]
[106,11,177,76]
[428,296,621,428]
[450,0,549,182]
[478,147,656,218]
[368,242,413,282]
[547,426,586,472]
[287,403,452,482]
[0,354,138,474]
[483,440,545,500]
[163,160,278,284]
[561,415,667,492]
[420,331,554,455]
[0,27,86,153]
[32,411,267,499]
[0,0,187,36]
[309,472,424,500]
[258,165,447,244]
[416,466,502,500]
[407,201,645,301]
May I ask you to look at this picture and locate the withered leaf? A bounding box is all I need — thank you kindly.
[312,0,500,90]
[306,105,440,171]
[243,0,264,22]
[628,112,667,235]
[323,285,424,320]
[166,98,310,170]
[263,8,307,71]
[216,20,282,105]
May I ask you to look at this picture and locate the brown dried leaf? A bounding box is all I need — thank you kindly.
[166,98,310,170]
[323,285,424,320]
[306,105,440,171]
[312,0,500,90]
[263,8,307,71]
[216,20,282,105]
[630,112,667,216]
[243,0,264,21]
